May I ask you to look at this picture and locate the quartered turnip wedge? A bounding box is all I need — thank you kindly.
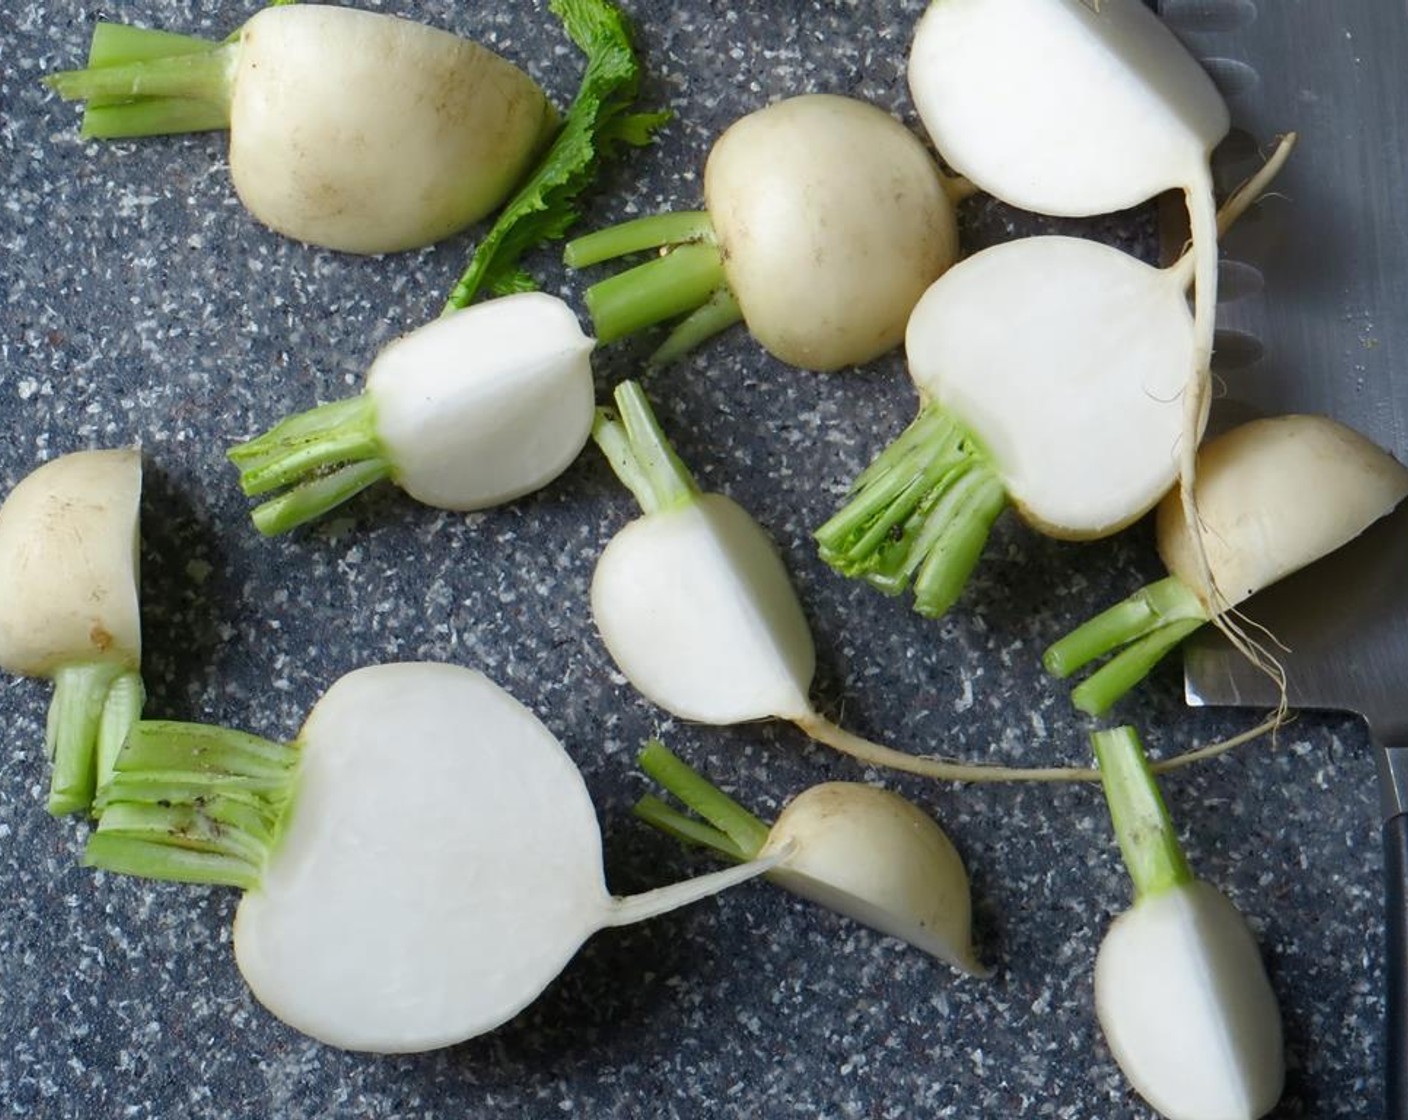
[590,379,1172,785]
[633,740,987,975]
[1092,725,1284,1120]
[816,138,1294,618]
[43,4,557,253]
[0,449,145,816]
[226,292,595,536]
[84,662,781,1053]
[563,94,962,371]
[1045,415,1408,715]
[907,0,1230,561]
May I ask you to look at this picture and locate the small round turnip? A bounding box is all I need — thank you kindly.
[565,93,961,371]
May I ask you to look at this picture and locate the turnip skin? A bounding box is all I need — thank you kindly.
[0,449,141,678]
[45,6,556,255]
[1092,726,1284,1120]
[761,783,986,976]
[1157,415,1408,611]
[229,6,555,254]
[703,94,960,371]
[1047,416,1408,715]
[565,94,959,371]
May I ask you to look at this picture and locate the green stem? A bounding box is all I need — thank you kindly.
[636,741,771,859]
[633,794,746,860]
[1042,575,1210,715]
[85,720,301,890]
[78,22,228,136]
[593,380,699,515]
[650,287,744,368]
[1092,726,1194,902]
[565,211,715,267]
[815,403,1006,618]
[227,396,394,535]
[583,243,729,345]
[44,42,238,127]
[249,460,394,537]
[45,663,143,816]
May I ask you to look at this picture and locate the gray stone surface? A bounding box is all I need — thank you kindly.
[0,1,1383,1117]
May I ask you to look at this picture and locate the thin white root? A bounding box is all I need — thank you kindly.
[792,711,1280,785]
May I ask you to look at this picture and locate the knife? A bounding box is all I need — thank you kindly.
[1160,1,1408,1115]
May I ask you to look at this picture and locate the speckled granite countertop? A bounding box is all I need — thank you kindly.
[0,2,1385,1117]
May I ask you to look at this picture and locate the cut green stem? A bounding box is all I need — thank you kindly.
[815,403,1006,617]
[565,211,714,267]
[228,396,393,535]
[45,42,237,129]
[584,242,728,344]
[1092,726,1194,902]
[1044,575,1210,715]
[636,740,770,859]
[592,381,699,515]
[45,663,144,816]
[75,21,229,136]
[566,210,738,361]
[85,720,301,890]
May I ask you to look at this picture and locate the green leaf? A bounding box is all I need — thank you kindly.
[443,0,669,311]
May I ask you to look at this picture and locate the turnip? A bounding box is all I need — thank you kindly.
[1044,415,1408,715]
[44,5,557,253]
[1091,725,1284,1119]
[633,740,987,975]
[227,292,595,535]
[817,138,1294,618]
[0,449,145,816]
[590,379,1162,784]
[563,93,962,371]
[85,662,783,1053]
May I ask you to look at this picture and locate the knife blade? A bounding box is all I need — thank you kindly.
[1161,2,1408,1115]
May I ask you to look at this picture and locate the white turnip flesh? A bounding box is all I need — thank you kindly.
[86,662,781,1053]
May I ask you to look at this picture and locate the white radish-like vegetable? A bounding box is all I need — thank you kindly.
[0,449,145,815]
[1092,725,1284,1120]
[85,662,781,1053]
[634,741,987,975]
[44,6,556,253]
[590,379,1133,785]
[907,0,1233,609]
[564,93,961,371]
[817,138,1295,617]
[1045,414,1408,714]
[227,292,596,535]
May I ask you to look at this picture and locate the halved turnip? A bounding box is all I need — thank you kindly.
[0,449,145,815]
[1045,415,1408,714]
[634,740,987,975]
[43,5,557,253]
[1092,725,1284,1120]
[590,379,1121,785]
[227,292,596,535]
[817,138,1294,617]
[85,662,781,1053]
[564,93,961,371]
